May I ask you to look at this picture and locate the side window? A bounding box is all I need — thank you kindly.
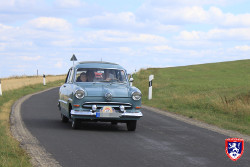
[65,69,71,83]
[66,69,72,83]
[69,68,75,83]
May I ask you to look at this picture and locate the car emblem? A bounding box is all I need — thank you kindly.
[225,138,244,161]
[105,93,112,101]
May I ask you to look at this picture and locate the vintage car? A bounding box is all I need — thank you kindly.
[58,61,143,131]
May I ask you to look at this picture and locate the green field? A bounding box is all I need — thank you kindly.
[1,60,250,166]
[0,80,64,167]
[133,59,250,135]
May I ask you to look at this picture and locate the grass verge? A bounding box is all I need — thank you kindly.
[133,59,250,135]
[0,79,64,167]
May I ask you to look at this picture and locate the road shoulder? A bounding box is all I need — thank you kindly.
[10,88,61,167]
[142,105,250,143]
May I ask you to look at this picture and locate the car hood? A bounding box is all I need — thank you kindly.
[78,83,130,97]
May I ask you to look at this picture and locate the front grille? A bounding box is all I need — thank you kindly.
[82,102,132,111]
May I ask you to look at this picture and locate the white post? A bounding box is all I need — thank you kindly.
[43,74,46,86]
[148,75,154,100]
[0,79,2,96]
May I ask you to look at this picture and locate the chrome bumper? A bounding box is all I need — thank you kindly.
[71,110,143,118]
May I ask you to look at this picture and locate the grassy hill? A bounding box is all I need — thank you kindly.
[133,59,250,135]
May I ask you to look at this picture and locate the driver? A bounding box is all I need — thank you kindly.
[86,70,95,82]
[104,69,115,81]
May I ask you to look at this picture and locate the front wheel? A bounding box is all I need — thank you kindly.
[111,121,118,125]
[126,120,137,131]
[61,114,69,123]
[72,119,80,129]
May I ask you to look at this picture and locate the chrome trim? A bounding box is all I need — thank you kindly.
[71,110,96,116]
[78,61,119,65]
[131,91,142,101]
[74,89,85,99]
[92,105,97,111]
[71,110,143,117]
[59,99,67,104]
[105,92,112,101]
[120,105,125,112]
[84,102,132,105]
[82,102,132,109]
[121,112,143,117]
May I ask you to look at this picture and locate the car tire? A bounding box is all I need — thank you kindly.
[126,120,137,131]
[61,114,69,123]
[72,119,80,129]
[111,121,118,125]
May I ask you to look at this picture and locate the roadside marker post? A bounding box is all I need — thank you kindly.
[148,75,154,100]
[0,79,2,96]
[43,74,46,86]
[70,54,77,65]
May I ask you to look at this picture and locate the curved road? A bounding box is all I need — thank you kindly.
[21,88,249,167]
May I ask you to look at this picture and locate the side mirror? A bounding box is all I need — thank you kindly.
[129,78,134,86]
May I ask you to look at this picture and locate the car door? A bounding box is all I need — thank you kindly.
[65,68,76,117]
[61,68,73,114]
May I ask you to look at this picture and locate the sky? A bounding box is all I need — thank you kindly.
[0,0,250,78]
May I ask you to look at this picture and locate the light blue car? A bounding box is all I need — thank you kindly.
[58,61,143,131]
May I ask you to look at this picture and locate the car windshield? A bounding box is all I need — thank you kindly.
[75,68,127,83]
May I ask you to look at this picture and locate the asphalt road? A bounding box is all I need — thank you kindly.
[21,87,250,167]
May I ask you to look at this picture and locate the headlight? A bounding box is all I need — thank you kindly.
[75,89,85,99]
[132,92,142,100]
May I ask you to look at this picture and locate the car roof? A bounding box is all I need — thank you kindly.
[74,61,125,69]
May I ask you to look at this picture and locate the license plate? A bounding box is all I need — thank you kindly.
[101,106,114,113]
[96,106,121,118]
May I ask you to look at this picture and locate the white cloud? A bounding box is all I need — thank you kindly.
[78,12,143,29]
[0,42,7,51]
[78,12,179,33]
[20,56,41,61]
[27,17,71,31]
[177,31,201,40]
[137,3,250,28]
[55,61,63,68]
[0,24,15,41]
[0,1,15,8]
[176,28,250,41]
[81,30,168,44]
[146,45,174,52]
[235,45,250,51]
[0,0,46,16]
[222,13,250,27]
[54,0,84,8]
[145,0,231,7]
[119,47,133,53]
[0,0,38,9]
[1,0,250,78]
[51,39,74,47]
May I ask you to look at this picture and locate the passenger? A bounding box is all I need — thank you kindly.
[86,70,95,82]
[76,72,87,82]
